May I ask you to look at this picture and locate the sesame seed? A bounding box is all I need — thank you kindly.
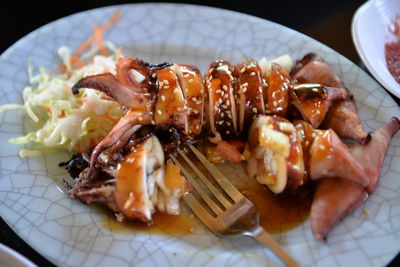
[157,109,162,115]
[126,158,135,164]
[315,109,321,115]
[273,101,277,107]
[227,113,232,119]
[218,120,224,125]
[242,82,248,87]
[252,107,258,113]
[251,72,256,76]
[218,98,223,104]
[173,88,179,94]
[312,88,319,92]
[240,67,246,73]
[195,124,200,129]
[226,130,230,134]
[189,79,194,83]
[164,85,170,89]
[151,120,156,125]
[226,100,230,106]
[138,116,143,121]
[220,112,225,118]
[159,81,164,87]
[222,85,228,91]
[216,89,222,94]
[221,104,228,109]
[161,95,166,102]
[196,100,202,105]
[151,73,157,78]
[242,87,248,93]
[226,121,231,126]
[193,109,199,114]
[200,88,204,94]
[192,97,197,102]
[221,91,225,96]
[319,144,326,150]
[183,73,190,78]
[163,79,169,85]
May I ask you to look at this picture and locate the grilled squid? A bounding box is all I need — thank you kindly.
[290,53,368,142]
[154,66,188,133]
[206,60,238,142]
[67,52,399,241]
[290,84,351,128]
[247,115,305,193]
[310,117,400,241]
[172,64,205,136]
[235,60,265,135]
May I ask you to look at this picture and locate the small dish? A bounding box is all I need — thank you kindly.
[352,0,400,98]
[0,243,37,267]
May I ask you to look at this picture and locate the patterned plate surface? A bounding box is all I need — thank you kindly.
[0,3,399,267]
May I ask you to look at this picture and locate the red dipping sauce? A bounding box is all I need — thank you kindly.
[385,14,400,84]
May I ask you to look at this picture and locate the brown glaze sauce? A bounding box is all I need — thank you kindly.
[104,164,314,236]
[102,210,195,236]
[240,182,314,233]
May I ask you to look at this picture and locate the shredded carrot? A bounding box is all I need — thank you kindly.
[93,25,108,57]
[103,113,118,123]
[70,56,85,68]
[58,110,66,118]
[52,9,121,73]
[116,47,122,61]
[44,107,52,114]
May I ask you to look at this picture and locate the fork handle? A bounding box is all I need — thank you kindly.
[252,227,299,267]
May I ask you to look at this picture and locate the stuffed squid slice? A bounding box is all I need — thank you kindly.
[247,115,305,193]
[172,64,205,136]
[68,135,188,223]
[154,66,188,134]
[265,63,291,117]
[206,60,238,142]
[235,60,265,135]
[115,135,188,222]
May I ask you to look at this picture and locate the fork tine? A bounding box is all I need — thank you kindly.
[177,149,232,208]
[189,145,242,202]
[183,193,216,227]
[170,155,223,216]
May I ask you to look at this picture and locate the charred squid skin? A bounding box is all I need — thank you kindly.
[72,73,148,110]
[86,111,153,180]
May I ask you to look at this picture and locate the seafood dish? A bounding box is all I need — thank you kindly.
[65,52,400,241]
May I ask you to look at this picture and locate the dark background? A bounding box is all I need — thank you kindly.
[0,1,399,266]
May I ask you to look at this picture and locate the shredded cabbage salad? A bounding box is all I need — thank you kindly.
[0,43,123,157]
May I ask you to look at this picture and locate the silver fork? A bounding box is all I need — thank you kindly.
[170,145,299,267]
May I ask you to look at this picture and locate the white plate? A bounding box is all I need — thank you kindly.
[0,3,400,267]
[352,0,400,98]
[0,243,37,267]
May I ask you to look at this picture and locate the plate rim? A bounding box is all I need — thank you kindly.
[0,2,399,267]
